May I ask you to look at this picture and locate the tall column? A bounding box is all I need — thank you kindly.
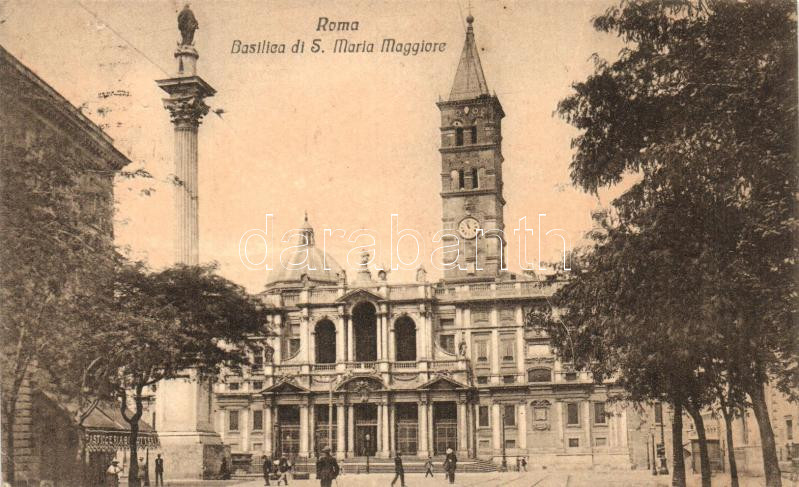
[300,317,310,364]
[458,399,468,454]
[377,314,384,360]
[241,409,250,452]
[427,401,435,455]
[346,317,354,362]
[299,404,309,457]
[347,405,355,456]
[490,330,500,383]
[419,400,429,455]
[310,403,318,456]
[336,404,346,459]
[388,402,396,455]
[583,401,592,452]
[336,316,345,363]
[516,328,525,377]
[264,405,273,457]
[557,402,565,450]
[518,401,527,450]
[377,403,384,456]
[388,319,396,362]
[492,403,502,455]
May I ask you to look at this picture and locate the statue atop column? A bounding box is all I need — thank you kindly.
[178,4,198,46]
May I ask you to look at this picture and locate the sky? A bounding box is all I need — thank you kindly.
[0,0,628,291]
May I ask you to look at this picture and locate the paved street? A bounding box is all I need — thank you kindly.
[150,470,790,487]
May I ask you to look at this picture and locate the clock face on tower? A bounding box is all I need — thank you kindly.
[458,217,480,239]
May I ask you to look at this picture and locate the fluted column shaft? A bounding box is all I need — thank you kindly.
[173,124,199,265]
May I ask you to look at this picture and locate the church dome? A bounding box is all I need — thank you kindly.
[267,214,344,288]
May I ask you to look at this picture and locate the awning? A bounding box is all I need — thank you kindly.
[82,404,159,453]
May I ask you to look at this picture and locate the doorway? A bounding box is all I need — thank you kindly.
[354,403,378,456]
[433,402,458,454]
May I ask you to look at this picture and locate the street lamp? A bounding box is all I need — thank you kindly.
[365,433,371,473]
[651,431,658,476]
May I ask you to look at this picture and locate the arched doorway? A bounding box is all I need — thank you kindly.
[353,302,377,362]
[394,316,416,361]
[315,319,336,364]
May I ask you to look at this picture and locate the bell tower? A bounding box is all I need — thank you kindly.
[438,15,506,281]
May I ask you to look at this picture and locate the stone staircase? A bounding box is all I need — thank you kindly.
[232,455,497,479]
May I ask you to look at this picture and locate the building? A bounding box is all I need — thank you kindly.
[212,16,647,471]
[0,45,159,486]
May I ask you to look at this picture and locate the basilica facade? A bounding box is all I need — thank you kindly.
[213,16,646,469]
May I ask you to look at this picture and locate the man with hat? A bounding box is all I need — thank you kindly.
[315,446,340,487]
[276,453,290,485]
[105,459,122,487]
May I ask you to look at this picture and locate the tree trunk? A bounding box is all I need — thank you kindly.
[128,421,140,487]
[687,405,711,487]
[76,427,87,487]
[671,401,686,487]
[720,406,739,487]
[749,382,782,487]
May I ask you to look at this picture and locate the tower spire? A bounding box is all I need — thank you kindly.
[449,14,489,101]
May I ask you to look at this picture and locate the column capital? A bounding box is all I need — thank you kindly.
[162,93,211,127]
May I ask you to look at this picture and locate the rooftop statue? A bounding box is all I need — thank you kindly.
[178,4,198,46]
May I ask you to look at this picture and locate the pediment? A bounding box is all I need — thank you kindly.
[420,375,467,391]
[263,380,308,394]
[336,287,384,304]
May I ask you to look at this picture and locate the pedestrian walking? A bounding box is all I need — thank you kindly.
[424,456,434,477]
[277,454,290,485]
[105,460,122,487]
[137,457,147,487]
[443,448,457,484]
[263,455,273,486]
[315,446,340,487]
[154,454,164,487]
[520,456,527,472]
[390,453,405,487]
[516,456,521,472]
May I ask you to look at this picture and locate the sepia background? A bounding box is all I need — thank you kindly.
[0,0,629,290]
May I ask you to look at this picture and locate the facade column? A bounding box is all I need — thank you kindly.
[264,404,273,457]
[299,404,309,457]
[415,314,423,360]
[347,405,355,456]
[583,401,592,452]
[377,314,384,360]
[388,319,396,362]
[309,402,316,456]
[556,401,565,450]
[458,399,468,454]
[300,317,310,364]
[336,316,345,363]
[346,316,354,362]
[309,329,316,366]
[336,404,346,459]
[388,401,396,455]
[376,403,384,456]
[518,400,527,450]
[427,401,435,456]
[418,400,429,455]
[490,330,500,384]
[516,327,525,378]
[241,409,250,452]
[491,403,502,455]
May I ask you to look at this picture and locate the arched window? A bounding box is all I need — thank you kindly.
[471,168,479,189]
[528,368,551,383]
[394,316,416,361]
[315,319,336,364]
[353,302,377,362]
[458,169,465,189]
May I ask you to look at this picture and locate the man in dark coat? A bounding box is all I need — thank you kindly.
[154,454,164,487]
[277,454,290,485]
[262,455,273,486]
[315,447,339,487]
[390,453,406,487]
[444,448,458,484]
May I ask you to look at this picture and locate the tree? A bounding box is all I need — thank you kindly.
[0,135,119,483]
[552,1,797,486]
[100,262,268,487]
